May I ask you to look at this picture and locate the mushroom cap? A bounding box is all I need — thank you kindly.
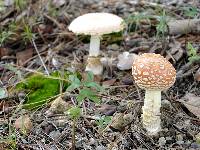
[132,53,176,90]
[68,13,125,35]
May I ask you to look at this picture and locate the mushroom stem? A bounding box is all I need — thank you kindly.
[89,35,101,57]
[142,90,161,135]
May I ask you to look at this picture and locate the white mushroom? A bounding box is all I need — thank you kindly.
[117,52,137,70]
[132,53,176,135]
[68,13,125,75]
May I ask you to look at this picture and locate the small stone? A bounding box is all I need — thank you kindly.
[88,138,96,145]
[191,143,200,149]
[161,99,172,109]
[158,137,166,146]
[18,92,26,102]
[49,130,61,139]
[166,136,172,141]
[14,115,33,133]
[76,138,86,148]
[107,44,119,51]
[21,138,28,144]
[121,77,133,85]
[176,134,183,141]
[176,140,184,145]
[110,113,134,131]
[52,0,66,8]
[96,145,106,150]
[185,140,191,145]
[45,96,70,116]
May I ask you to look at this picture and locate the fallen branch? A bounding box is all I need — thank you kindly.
[167,19,200,35]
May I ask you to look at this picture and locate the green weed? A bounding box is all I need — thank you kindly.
[66,71,103,150]
[96,115,112,130]
[156,10,168,38]
[66,71,103,105]
[187,42,200,63]
[14,0,27,11]
[183,6,199,18]
[0,31,14,46]
[126,12,151,32]
[0,128,17,150]
[48,2,59,17]
[21,24,36,43]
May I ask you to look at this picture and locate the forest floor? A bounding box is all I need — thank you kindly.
[1,0,200,149]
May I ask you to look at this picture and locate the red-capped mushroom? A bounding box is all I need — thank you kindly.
[132,53,176,135]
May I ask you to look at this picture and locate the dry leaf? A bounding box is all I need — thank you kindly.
[166,40,184,62]
[97,104,117,116]
[0,47,12,57]
[16,48,33,66]
[102,79,116,87]
[178,93,200,118]
[195,68,200,81]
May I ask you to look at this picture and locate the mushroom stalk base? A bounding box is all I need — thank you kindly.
[85,56,103,75]
[89,35,101,57]
[142,90,161,135]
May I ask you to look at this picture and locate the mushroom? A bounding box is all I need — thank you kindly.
[132,53,176,135]
[68,13,125,75]
[117,51,137,70]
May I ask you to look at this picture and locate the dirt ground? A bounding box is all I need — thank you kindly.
[1,0,200,150]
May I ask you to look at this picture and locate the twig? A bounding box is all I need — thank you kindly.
[31,39,50,76]
[71,119,76,150]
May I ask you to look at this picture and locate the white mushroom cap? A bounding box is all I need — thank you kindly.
[68,13,125,35]
[132,53,176,90]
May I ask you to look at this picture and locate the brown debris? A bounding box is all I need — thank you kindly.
[194,68,200,81]
[45,96,70,116]
[16,48,33,66]
[97,104,117,116]
[109,113,134,131]
[178,93,200,119]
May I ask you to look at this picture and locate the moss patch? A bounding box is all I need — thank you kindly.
[15,71,73,109]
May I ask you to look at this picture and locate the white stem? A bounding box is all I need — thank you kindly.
[142,90,161,135]
[89,35,101,57]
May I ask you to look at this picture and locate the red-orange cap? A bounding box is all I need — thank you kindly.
[132,53,176,90]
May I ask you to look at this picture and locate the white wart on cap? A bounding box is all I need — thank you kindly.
[132,53,176,90]
[68,13,125,35]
